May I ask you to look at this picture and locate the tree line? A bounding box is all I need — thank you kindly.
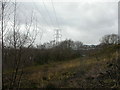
[1,0,119,89]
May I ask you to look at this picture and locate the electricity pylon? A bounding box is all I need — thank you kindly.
[54,29,62,45]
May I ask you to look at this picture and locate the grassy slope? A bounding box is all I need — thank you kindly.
[4,45,120,88]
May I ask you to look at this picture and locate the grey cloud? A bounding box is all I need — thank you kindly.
[10,2,118,45]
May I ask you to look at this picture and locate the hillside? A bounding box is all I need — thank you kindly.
[3,45,120,88]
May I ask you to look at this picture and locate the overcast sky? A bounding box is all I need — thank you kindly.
[16,1,118,45]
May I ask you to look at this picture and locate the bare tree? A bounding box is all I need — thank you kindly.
[74,41,83,50]
[1,0,13,88]
[2,1,39,88]
[100,34,119,45]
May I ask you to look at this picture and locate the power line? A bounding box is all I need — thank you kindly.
[51,0,60,28]
[32,0,53,30]
[32,0,54,43]
[50,0,62,44]
[18,1,48,45]
[42,0,54,28]
[42,0,63,44]
[32,0,62,44]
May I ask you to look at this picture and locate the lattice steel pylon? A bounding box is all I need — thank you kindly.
[54,29,62,45]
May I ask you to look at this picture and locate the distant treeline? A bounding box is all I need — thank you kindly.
[3,34,120,70]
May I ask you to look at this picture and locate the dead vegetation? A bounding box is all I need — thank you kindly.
[3,45,120,88]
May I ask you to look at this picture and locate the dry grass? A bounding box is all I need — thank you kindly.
[3,45,119,88]
[19,52,116,88]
